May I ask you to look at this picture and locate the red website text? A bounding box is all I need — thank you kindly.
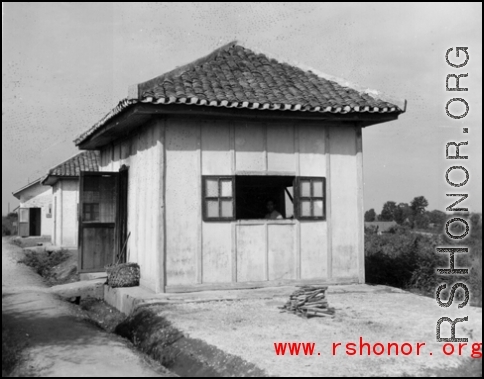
[273,338,482,358]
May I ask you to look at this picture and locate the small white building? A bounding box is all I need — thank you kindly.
[12,179,53,237]
[41,150,100,248]
[74,42,406,293]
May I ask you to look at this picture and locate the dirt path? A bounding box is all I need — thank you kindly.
[2,237,172,377]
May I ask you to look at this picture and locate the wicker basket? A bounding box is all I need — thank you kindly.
[105,262,140,288]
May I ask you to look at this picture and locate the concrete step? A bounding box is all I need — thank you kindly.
[80,272,108,281]
[50,278,106,300]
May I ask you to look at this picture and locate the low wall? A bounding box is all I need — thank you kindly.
[104,286,157,315]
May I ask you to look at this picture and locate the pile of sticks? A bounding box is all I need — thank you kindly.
[280,285,335,318]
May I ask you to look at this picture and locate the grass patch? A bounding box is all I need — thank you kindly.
[79,299,127,333]
[19,249,71,282]
[365,227,482,307]
[115,307,183,367]
[10,238,22,247]
[115,306,267,376]
[2,214,17,237]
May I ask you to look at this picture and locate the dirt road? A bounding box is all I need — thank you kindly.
[2,237,172,377]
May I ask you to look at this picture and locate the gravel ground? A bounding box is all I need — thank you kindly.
[156,286,482,377]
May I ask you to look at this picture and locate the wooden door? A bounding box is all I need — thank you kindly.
[18,208,30,237]
[78,171,118,272]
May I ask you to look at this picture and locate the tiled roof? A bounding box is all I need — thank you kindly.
[75,99,137,146]
[138,41,403,114]
[75,41,405,146]
[44,150,99,179]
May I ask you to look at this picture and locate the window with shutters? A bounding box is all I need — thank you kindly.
[202,175,325,222]
[295,177,326,220]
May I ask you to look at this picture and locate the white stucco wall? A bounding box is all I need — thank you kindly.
[99,119,165,292]
[51,179,79,247]
[162,119,361,289]
[53,185,60,245]
[99,116,364,293]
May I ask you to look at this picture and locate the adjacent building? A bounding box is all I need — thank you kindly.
[12,179,53,237]
[41,150,100,247]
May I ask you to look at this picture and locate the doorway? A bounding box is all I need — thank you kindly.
[78,172,118,272]
[78,167,129,273]
[29,208,41,236]
[18,208,41,237]
[116,165,129,263]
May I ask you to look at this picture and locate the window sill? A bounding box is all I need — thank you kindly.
[236,219,297,225]
[203,219,326,223]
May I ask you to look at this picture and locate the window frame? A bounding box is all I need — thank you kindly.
[295,176,326,220]
[201,175,326,222]
[82,202,100,222]
[202,176,235,222]
[234,174,295,220]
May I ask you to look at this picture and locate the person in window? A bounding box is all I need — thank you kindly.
[265,200,283,219]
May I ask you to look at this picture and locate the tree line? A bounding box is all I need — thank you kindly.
[364,196,481,231]
[2,212,18,236]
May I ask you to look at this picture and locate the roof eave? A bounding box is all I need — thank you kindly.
[77,102,403,150]
[41,175,80,186]
[12,178,43,198]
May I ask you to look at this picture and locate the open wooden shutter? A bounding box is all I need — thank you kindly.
[116,166,129,263]
[18,208,30,237]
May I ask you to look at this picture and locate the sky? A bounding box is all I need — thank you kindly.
[2,2,482,215]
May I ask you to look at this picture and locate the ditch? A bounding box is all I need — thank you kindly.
[14,237,267,377]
